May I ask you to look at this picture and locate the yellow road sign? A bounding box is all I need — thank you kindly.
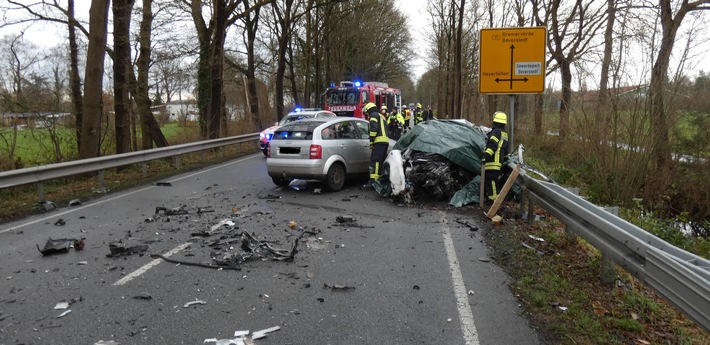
[479,27,547,94]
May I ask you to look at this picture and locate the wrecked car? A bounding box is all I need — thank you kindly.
[375,119,519,206]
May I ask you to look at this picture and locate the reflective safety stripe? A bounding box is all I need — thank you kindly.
[370,114,389,143]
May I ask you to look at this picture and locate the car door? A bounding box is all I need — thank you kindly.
[332,120,366,174]
[350,120,373,173]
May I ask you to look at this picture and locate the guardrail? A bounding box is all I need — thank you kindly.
[518,167,710,333]
[0,133,259,199]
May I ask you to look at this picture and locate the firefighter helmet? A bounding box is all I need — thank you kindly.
[380,105,388,111]
[363,102,377,114]
[493,111,507,125]
[416,103,422,109]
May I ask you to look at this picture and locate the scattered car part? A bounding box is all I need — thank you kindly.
[37,237,78,256]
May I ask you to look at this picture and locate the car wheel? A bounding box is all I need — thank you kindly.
[271,176,290,187]
[325,163,346,191]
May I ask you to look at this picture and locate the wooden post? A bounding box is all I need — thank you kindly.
[487,164,521,219]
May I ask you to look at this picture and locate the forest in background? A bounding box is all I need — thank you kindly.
[0,0,709,235]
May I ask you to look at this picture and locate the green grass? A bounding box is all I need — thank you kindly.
[484,215,709,345]
[0,122,203,169]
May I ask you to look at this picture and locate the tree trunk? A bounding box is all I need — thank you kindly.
[559,58,571,139]
[454,0,465,118]
[598,0,615,138]
[67,0,84,155]
[136,0,168,149]
[78,0,110,159]
[113,0,134,155]
[274,0,293,122]
[208,0,227,139]
[244,7,262,131]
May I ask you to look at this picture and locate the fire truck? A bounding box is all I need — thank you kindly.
[323,81,401,118]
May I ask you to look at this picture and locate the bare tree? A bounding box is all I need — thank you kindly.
[67,0,84,153]
[188,0,274,139]
[539,0,606,140]
[78,0,110,159]
[113,0,135,155]
[647,0,710,179]
[134,0,169,149]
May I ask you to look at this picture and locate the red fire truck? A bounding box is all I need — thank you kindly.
[323,81,401,118]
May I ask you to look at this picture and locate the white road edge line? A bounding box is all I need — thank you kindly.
[440,211,480,345]
[113,242,191,286]
[0,154,259,234]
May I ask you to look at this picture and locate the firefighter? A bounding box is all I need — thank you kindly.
[482,111,509,203]
[414,103,424,125]
[362,102,389,189]
[388,106,404,140]
[402,104,411,130]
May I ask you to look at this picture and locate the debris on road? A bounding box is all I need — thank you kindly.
[335,215,354,224]
[183,300,206,308]
[455,218,478,231]
[106,242,149,258]
[252,326,281,340]
[74,238,85,250]
[323,283,355,291]
[133,292,152,300]
[69,199,82,206]
[37,237,79,256]
[213,232,298,267]
[155,181,172,186]
[55,310,71,318]
[54,219,66,226]
[155,205,188,216]
[192,219,236,237]
[54,302,69,310]
[41,200,57,211]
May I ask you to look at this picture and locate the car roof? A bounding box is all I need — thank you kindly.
[285,109,336,117]
[276,117,366,131]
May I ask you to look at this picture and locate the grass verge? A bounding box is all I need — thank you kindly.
[483,207,709,344]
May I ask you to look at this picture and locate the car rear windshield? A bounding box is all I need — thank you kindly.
[273,120,326,140]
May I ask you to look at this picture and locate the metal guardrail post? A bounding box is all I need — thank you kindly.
[564,187,580,241]
[37,182,45,202]
[98,170,106,191]
[601,206,620,283]
[142,162,147,177]
[174,156,181,169]
[201,150,206,162]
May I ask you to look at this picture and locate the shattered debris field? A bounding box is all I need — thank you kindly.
[0,151,707,344]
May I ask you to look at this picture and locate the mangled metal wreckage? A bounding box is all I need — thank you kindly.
[374,119,520,206]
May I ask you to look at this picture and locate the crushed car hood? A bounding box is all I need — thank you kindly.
[393,120,487,173]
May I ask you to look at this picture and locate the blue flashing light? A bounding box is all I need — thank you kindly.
[330,83,336,87]
[354,81,362,87]
[294,107,302,112]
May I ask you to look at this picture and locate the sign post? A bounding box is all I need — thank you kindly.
[479,27,547,150]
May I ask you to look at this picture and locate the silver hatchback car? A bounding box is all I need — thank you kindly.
[266,117,372,191]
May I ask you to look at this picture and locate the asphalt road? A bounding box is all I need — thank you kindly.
[0,153,540,345]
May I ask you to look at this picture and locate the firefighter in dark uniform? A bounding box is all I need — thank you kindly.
[362,102,389,188]
[482,111,509,203]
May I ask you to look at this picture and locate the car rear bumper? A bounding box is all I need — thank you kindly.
[266,158,326,180]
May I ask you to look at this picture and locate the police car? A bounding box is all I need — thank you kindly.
[259,108,337,156]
